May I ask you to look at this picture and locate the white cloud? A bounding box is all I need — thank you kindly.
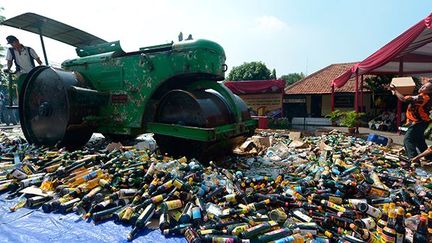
[255,16,288,32]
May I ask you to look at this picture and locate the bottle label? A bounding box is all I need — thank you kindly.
[360,217,376,230]
[231,225,249,235]
[381,228,396,242]
[328,196,343,204]
[369,186,390,197]
[212,237,235,243]
[192,207,201,220]
[151,194,164,203]
[364,205,382,218]
[293,210,312,222]
[184,228,199,242]
[173,179,183,189]
[163,200,183,211]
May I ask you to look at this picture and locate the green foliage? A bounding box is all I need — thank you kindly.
[325,110,344,123]
[271,69,277,79]
[339,111,365,128]
[227,61,271,81]
[268,118,290,129]
[326,110,365,128]
[280,72,305,86]
[364,75,395,93]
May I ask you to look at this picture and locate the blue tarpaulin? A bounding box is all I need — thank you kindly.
[0,193,186,243]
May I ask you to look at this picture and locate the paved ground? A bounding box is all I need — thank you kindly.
[317,126,432,147]
[3,122,432,151]
[2,123,430,146]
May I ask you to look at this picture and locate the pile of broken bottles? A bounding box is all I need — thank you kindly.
[0,129,431,242]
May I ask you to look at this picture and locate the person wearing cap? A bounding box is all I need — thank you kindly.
[4,35,42,76]
[390,80,432,167]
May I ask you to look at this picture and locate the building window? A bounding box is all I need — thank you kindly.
[335,95,354,108]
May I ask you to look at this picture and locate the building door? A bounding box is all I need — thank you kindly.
[310,95,322,117]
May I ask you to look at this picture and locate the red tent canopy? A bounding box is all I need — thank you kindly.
[333,13,432,88]
[224,80,285,94]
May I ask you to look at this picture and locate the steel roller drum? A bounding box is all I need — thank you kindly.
[154,89,246,160]
[19,66,92,148]
[155,89,235,127]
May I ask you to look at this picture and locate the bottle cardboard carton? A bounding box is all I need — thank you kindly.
[391,77,415,95]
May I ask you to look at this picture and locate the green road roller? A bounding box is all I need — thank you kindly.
[1,13,256,159]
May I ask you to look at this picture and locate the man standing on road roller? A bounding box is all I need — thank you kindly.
[4,35,42,76]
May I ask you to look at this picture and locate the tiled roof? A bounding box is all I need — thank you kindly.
[285,63,372,95]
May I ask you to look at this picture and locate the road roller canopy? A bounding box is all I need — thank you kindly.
[1,12,107,48]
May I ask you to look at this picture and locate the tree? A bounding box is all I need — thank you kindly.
[227,61,271,81]
[280,72,305,86]
[271,69,277,79]
[364,75,395,115]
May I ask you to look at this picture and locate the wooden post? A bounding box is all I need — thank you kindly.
[331,84,335,112]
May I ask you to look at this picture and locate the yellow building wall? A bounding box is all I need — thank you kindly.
[238,93,283,116]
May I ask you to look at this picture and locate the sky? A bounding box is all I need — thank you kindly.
[1,0,431,77]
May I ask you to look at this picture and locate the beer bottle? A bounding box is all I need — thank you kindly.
[146,177,159,195]
[127,203,156,241]
[191,206,203,226]
[370,197,393,205]
[0,181,19,193]
[67,169,104,188]
[270,233,307,243]
[112,205,129,222]
[413,215,430,243]
[292,222,318,236]
[376,203,389,234]
[163,223,192,235]
[381,209,396,242]
[10,196,27,212]
[173,178,191,191]
[240,221,279,239]
[356,202,382,218]
[160,199,183,212]
[151,179,173,196]
[226,223,249,236]
[292,209,313,223]
[204,187,225,202]
[57,198,81,214]
[143,162,156,182]
[179,201,194,224]
[159,211,171,231]
[202,235,242,243]
[117,188,138,199]
[257,228,295,242]
[99,178,116,192]
[26,195,51,208]
[184,227,201,243]
[19,175,44,188]
[198,229,228,236]
[92,205,123,224]
[394,207,405,243]
[42,197,67,213]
